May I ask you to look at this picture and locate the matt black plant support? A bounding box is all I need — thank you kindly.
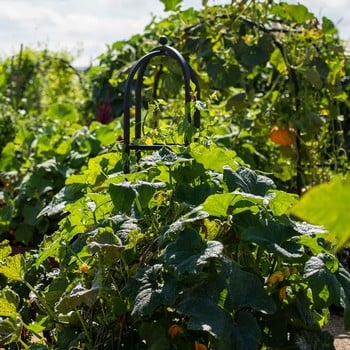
[123,36,201,173]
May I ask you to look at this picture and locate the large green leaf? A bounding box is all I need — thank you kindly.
[201,193,234,217]
[163,228,223,275]
[46,103,79,123]
[230,311,261,350]
[122,264,165,318]
[190,144,239,172]
[177,296,232,338]
[164,208,208,239]
[55,279,100,314]
[240,219,296,246]
[177,296,261,350]
[291,176,350,249]
[87,226,123,265]
[223,166,275,196]
[271,3,314,24]
[202,191,265,217]
[303,254,341,308]
[227,263,276,315]
[55,268,104,314]
[134,181,165,210]
[109,182,136,213]
[268,190,298,216]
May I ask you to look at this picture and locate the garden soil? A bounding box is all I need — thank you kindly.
[325,314,350,350]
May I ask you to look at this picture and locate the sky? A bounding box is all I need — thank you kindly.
[1,0,349,67]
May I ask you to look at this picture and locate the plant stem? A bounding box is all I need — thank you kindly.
[75,308,93,348]
[19,338,29,349]
[23,280,57,321]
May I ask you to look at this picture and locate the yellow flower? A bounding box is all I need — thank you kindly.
[144,136,153,145]
[168,324,183,338]
[268,271,284,285]
[194,341,208,350]
[79,263,90,273]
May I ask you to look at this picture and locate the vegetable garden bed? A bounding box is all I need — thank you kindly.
[1,0,350,349]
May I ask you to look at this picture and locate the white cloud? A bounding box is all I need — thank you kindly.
[0,0,349,67]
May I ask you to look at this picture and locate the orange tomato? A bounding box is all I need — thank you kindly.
[279,286,287,300]
[168,324,183,338]
[195,341,208,350]
[270,126,296,146]
[268,271,284,285]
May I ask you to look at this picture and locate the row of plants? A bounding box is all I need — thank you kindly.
[0,102,122,247]
[90,0,350,193]
[1,144,350,349]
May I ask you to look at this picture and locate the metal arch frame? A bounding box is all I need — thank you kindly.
[123,38,201,173]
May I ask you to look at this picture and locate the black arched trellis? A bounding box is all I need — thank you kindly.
[123,36,201,173]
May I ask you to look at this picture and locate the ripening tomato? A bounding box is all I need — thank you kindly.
[167,324,183,338]
[195,341,208,350]
[279,286,287,300]
[268,271,284,285]
[270,126,296,146]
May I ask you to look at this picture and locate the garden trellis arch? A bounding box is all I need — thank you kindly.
[123,36,201,173]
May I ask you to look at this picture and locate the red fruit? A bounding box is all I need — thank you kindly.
[270,126,296,146]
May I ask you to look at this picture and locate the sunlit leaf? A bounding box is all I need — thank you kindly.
[190,144,239,172]
[201,193,234,217]
[0,241,11,260]
[291,176,350,249]
[0,254,25,281]
[271,3,314,24]
[0,288,19,317]
[159,0,182,12]
[268,190,298,216]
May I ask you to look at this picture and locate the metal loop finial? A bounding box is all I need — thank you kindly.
[159,36,168,46]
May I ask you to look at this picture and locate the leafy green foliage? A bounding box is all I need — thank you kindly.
[91,0,350,193]
[1,143,345,348]
[0,0,349,349]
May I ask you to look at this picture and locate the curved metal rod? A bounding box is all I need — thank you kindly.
[123,40,201,172]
